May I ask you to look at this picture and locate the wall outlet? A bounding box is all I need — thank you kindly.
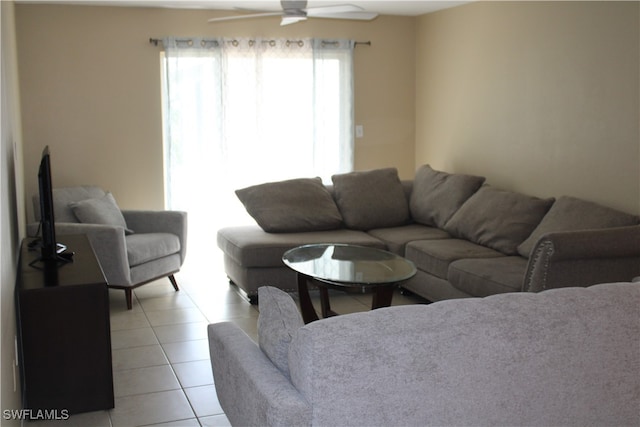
[355,125,364,138]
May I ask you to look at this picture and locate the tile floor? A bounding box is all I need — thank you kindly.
[28,255,426,427]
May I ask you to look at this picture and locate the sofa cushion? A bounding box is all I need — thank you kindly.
[217,226,386,268]
[367,224,450,256]
[448,256,528,297]
[235,177,343,233]
[126,233,181,267]
[405,238,504,279]
[257,286,304,380]
[331,168,410,230]
[69,192,134,234]
[444,185,555,255]
[410,165,485,228]
[517,196,640,257]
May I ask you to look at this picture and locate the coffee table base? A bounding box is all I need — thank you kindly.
[297,273,396,324]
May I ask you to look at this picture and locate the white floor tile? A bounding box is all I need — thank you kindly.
[113,364,180,397]
[153,322,209,344]
[110,311,151,331]
[161,339,210,364]
[199,413,232,427]
[24,410,111,427]
[145,308,207,327]
[110,389,195,427]
[110,327,158,350]
[172,359,214,388]
[183,385,223,418]
[139,293,196,312]
[111,344,169,371]
[200,302,259,323]
[147,418,201,426]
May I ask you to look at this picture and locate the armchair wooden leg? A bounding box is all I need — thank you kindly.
[125,289,133,310]
[169,274,179,292]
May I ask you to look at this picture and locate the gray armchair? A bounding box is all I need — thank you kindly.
[29,186,187,309]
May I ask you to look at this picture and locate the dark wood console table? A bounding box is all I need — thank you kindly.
[15,234,114,415]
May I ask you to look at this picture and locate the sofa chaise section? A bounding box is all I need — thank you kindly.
[217,226,387,302]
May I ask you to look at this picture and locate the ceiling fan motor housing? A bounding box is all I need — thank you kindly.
[282,0,308,14]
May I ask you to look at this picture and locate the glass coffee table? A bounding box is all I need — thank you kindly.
[282,244,417,324]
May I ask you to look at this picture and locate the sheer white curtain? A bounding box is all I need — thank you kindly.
[161,37,354,263]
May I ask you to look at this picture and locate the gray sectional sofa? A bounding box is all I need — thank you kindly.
[208,282,640,426]
[217,166,640,303]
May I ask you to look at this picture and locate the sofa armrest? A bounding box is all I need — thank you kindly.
[523,225,640,292]
[28,222,131,286]
[123,210,187,265]
[208,322,311,427]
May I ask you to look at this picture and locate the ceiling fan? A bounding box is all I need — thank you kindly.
[207,1,379,26]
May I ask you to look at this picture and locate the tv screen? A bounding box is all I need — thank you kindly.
[38,146,58,261]
[35,146,68,264]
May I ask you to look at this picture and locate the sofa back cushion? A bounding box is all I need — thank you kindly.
[517,196,640,257]
[331,168,410,231]
[257,286,304,380]
[444,185,554,255]
[410,165,485,228]
[235,177,343,233]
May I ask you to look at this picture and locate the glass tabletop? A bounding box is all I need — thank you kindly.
[282,244,417,286]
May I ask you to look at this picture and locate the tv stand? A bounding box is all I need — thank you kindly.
[15,234,114,415]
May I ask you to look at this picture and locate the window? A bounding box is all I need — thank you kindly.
[161,37,355,261]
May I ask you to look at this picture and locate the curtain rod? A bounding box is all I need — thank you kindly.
[149,38,371,47]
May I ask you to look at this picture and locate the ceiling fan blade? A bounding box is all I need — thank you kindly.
[309,11,379,21]
[208,12,283,23]
[281,15,308,26]
[306,4,364,16]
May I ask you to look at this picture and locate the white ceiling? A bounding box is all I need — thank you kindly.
[15,0,470,16]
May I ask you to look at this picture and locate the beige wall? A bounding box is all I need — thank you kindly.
[1,1,25,421]
[416,1,639,215]
[15,4,416,219]
[15,2,640,218]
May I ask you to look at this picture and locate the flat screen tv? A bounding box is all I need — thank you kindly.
[34,146,67,264]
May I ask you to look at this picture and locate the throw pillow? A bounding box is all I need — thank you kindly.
[410,164,485,228]
[69,192,133,234]
[444,185,555,255]
[235,177,343,233]
[517,196,640,257]
[331,168,410,230]
[257,286,304,380]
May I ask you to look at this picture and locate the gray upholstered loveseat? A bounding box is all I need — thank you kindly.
[208,283,640,426]
[217,166,640,303]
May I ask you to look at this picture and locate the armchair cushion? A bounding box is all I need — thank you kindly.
[126,233,181,267]
[69,192,133,234]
